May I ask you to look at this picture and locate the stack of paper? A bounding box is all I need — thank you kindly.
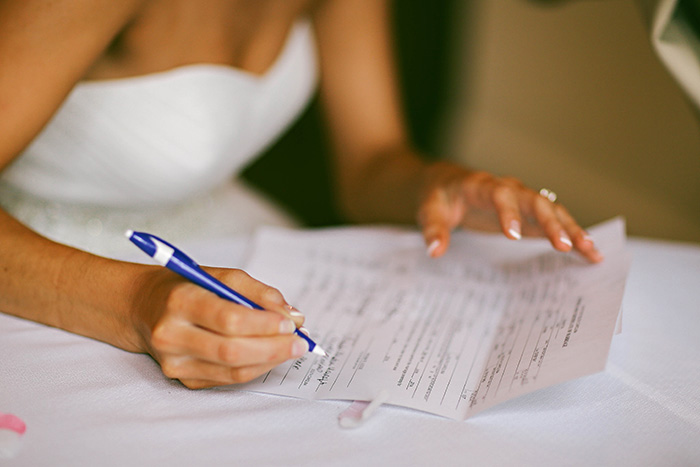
[236,218,631,420]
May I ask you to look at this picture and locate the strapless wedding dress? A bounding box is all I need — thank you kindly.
[0,21,317,259]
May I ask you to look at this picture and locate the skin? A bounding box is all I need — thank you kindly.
[0,0,602,389]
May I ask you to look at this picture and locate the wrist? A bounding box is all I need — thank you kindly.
[69,256,163,354]
[121,264,175,354]
[341,147,427,223]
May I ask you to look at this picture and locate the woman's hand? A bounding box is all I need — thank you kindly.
[131,267,308,389]
[417,161,604,263]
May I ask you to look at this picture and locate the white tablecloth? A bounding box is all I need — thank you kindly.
[1,236,699,466]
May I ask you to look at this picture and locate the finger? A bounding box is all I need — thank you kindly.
[162,357,283,387]
[577,232,604,263]
[207,268,306,327]
[178,379,229,389]
[419,191,459,258]
[153,323,309,367]
[182,298,297,337]
[491,182,523,240]
[531,195,572,252]
[221,269,289,311]
[554,206,604,263]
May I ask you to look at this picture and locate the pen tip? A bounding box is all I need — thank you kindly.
[312,346,328,357]
[125,230,134,239]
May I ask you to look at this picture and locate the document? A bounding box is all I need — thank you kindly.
[236,218,631,420]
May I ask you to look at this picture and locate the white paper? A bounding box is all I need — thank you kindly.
[236,218,631,420]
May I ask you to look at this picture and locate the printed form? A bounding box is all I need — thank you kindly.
[237,218,631,420]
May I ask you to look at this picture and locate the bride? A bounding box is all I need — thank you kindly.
[0,0,602,389]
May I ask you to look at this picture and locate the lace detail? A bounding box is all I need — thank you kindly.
[0,180,299,260]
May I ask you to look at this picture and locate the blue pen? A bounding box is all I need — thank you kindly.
[125,230,327,356]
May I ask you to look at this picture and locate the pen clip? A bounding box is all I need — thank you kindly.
[147,233,200,270]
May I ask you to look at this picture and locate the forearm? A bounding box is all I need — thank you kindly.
[313,0,471,224]
[0,209,148,352]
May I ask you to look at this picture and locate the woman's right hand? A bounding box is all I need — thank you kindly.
[131,267,308,389]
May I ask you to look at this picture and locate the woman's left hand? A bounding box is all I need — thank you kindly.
[417,161,604,263]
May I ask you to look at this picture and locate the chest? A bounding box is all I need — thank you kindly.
[3,20,318,207]
[85,0,315,81]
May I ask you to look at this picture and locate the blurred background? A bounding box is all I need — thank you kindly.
[243,0,700,243]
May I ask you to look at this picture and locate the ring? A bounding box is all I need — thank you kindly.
[539,188,558,203]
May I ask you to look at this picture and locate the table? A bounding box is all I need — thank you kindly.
[2,235,699,466]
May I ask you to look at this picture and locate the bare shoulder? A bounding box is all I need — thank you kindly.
[0,0,147,67]
[310,0,387,26]
[0,0,146,169]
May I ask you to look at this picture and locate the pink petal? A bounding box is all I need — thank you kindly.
[0,413,26,435]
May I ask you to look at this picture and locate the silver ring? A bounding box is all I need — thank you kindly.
[539,188,558,203]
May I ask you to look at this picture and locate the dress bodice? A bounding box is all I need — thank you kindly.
[0,21,317,258]
[2,20,317,207]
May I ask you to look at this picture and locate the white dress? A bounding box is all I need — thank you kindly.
[0,21,317,259]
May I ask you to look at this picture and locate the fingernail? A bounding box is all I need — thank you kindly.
[427,239,440,257]
[559,231,573,248]
[508,220,522,240]
[284,304,305,322]
[292,338,309,357]
[279,319,296,335]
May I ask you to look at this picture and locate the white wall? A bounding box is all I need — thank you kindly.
[444,0,700,242]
